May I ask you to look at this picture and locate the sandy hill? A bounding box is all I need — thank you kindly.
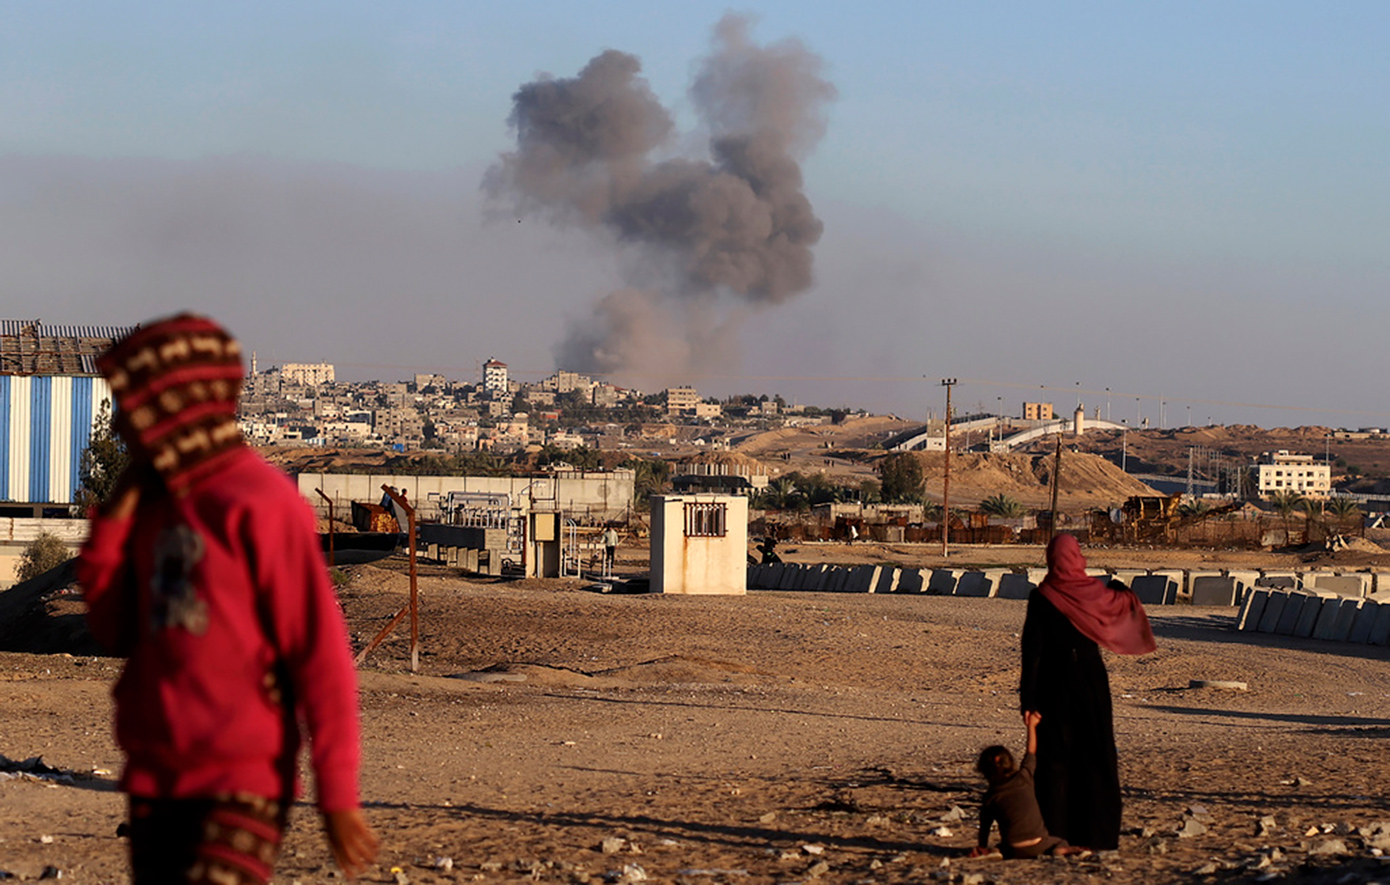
[901,450,1158,509]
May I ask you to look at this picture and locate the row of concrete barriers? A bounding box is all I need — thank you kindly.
[747,562,1390,607]
[1236,587,1390,645]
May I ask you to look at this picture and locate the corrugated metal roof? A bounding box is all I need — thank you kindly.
[0,319,138,376]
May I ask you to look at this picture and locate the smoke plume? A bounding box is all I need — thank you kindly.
[486,14,834,378]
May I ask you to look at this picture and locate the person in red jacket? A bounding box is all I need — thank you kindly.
[78,314,377,884]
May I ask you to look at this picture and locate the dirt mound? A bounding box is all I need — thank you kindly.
[734,416,914,457]
[677,451,767,471]
[903,451,1157,508]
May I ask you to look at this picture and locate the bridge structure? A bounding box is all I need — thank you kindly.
[889,414,1131,454]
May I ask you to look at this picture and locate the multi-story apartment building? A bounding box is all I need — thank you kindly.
[281,362,335,386]
[666,385,700,415]
[1256,450,1331,498]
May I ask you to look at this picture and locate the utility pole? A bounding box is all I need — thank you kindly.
[941,378,957,558]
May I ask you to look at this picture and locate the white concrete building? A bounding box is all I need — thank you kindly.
[1257,450,1331,498]
[483,359,509,396]
[649,494,748,595]
[665,385,699,415]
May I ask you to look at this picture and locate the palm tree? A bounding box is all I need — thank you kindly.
[1269,489,1305,543]
[1177,499,1212,519]
[979,493,1026,519]
[1326,496,1362,533]
[756,477,798,510]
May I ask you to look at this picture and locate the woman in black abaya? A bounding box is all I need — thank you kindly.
[1020,534,1156,850]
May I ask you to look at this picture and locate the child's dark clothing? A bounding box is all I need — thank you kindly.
[978,752,1069,858]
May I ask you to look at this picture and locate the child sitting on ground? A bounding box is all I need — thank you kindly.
[970,711,1082,859]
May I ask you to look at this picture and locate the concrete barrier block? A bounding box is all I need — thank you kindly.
[874,567,900,594]
[996,573,1035,600]
[777,563,800,590]
[795,565,821,591]
[1151,570,1186,598]
[1294,593,1333,637]
[1312,596,1345,640]
[928,569,961,595]
[1112,569,1146,589]
[1228,570,1260,596]
[1369,571,1390,598]
[1331,598,1363,642]
[1349,599,1379,644]
[1026,568,1049,588]
[846,564,881,593]
[1085,567,1112,580]
[1254,590,1286,633]
[896,568,925,594]
[824,567,849,592]
[788,564,811,590]
[1369,602,1390,646]
[1275,592,1308,635]
[1132,574,1177,606]
[1191,575,1240,606]
[1256,571,1301,591]
[983,568,1010,595]
[1186,571,1224,604]
[954,571,994,598]
[1313,573,1366,598]
[1241,588,1272,631]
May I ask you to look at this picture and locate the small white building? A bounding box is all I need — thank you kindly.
[649,494,748,595]
[1256,450,1331,498]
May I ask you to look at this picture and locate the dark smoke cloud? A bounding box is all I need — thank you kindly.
[485,14,834,378]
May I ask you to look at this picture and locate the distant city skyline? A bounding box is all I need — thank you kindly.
[3,3,1386,428]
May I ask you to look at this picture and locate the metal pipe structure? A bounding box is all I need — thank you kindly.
[356,485,420,672]
[1047,433,1063,545]
[315,488,335,570]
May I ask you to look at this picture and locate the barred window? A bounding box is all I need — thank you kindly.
[684,502,727,537]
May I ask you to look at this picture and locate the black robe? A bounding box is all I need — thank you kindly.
[1019,590,1122,850]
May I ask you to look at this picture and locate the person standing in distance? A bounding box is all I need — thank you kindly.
[78,314,378,883]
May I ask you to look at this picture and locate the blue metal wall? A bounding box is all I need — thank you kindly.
[0,375,112,505]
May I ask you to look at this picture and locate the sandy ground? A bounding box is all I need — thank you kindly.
[4,549,1390,885]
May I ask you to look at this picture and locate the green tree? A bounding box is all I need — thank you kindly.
[17,532,69,582]
[75,400,129,512]
[1177,499,1212,519]
[877,453,924,504]
[621,458,670,510]
[979,493,1026,518]
[1326,496,1362,532]
[1269,489,1305,541]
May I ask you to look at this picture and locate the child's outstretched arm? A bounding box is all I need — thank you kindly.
[1023,710,1041,756]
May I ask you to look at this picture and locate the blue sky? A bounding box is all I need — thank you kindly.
[3,2,1387,426]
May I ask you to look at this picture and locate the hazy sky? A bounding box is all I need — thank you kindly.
[3,2,1387,427]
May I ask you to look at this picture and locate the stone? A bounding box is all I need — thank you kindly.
[1256,815,1278,837]
[806,861,830,878]
[1330,598,1363,642]
[1177,818,1209,838]
[874,568,900,594]
[1275,593,1308,635]
[1132,574,1177,606]
[1295,594,1334,638]
[601,838,627,855]
[927,569,960,596]
[941,805,967,822]
[1349,599,1380,644]
[1306,838,1348,856]
[1239,588,1270,631]
[954,571,994,598]
[896,569,925,594]
[996,573,1034,600]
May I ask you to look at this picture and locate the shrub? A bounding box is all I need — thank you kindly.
[17,532,70,582]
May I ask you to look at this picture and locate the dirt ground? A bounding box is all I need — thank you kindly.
[4,546,1390,885]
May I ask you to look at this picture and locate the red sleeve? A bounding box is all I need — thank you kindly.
[77,509,138,655]
[250,491,362,812]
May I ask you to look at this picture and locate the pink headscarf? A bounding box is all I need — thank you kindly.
[1038,534,1156,656]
